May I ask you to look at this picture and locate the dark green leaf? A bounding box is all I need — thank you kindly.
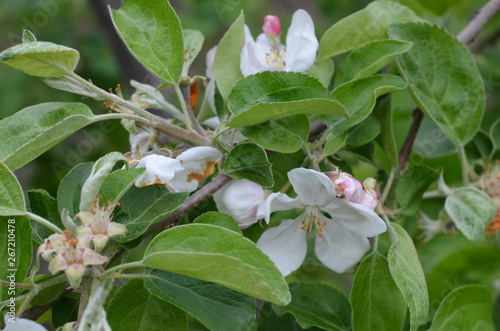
[224,141,274,187]
[345,115,381,147]
[394,165,439,215]
[28,189,63,244]
[57,162,93,217]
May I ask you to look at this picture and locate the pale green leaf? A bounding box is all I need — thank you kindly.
[57,162,93,217]
[107,279,187,331]
[110,0,184,84]
[388,223,429,330]
[444,187,496,241]
[194,211,242,234]
[322,133,346,156]
[318,1,421,60]
[273,283,351,331]
[306,58,335,88]
[42,76,103,99]
[98,168,146,203]
[213,12,245,103]
[239,115,309,154]
[182,29,204,76]
[22,30,36,43]
[0,161,25,215]
[336,40,413,85]
[143,224,290,305]
[389,22,485,146]
[223,141,274,187]
[351,252,406,331]
[326,75,407,134]
[228,71,347,127]
[145,269,255,331]
[0,40,79,77]
[430,285,494,331]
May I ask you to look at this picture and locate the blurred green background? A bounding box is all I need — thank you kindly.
[1,0,499,195]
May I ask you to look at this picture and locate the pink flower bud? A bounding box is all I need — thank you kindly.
[262,15,282,38]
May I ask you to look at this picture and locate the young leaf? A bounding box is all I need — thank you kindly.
[106,279,187,331]
[182,29,204,76]
[109,0,184,84]
[113,186,189,242]
[336,40,413,85]
[0,161,25,215]
[0,40,79,77]
[22,29,37,43]
[394,165,439,215]
[143,224,291,305]
[239,115,309,154]
[213,12,245,103]
[350,252,406,331]
[79,152,128,212]
[228,71,347,127]
[429,285,494,331]
[144,269,255,331]
[193,211,242,234]
[57,162,93,217]
[389,22,485,146]
[318,1,421,60]
[373,95,398,169]
[42,76,103,99]
[326,75,407,135]
[273,283,351,331]
[0,102,98,171]
[388,223,429,330]
[223,141,274,187]
[28,189,63,244]
[98,168,146,203]
[444,187,496,241]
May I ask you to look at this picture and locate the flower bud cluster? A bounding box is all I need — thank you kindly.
[326,171,378,209]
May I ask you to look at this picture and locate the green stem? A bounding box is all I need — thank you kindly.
[93,113,155,127]
[98,261,145,280]
[379,167,397,205]
[174,84,194,131]
[16,289,37,317]
[0,280,34,289]
[77,276,91,321]
[25,212,63,234]
[458,146,470,186]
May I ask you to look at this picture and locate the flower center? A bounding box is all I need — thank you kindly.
[264,46,286,69]
[299,206,327,237]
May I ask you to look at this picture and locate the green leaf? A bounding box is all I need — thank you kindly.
[143,224,290,305]
[269,151,305,191]
[430,285,494,331]
[79,152,128,212]
[0,217,32,302]
[258,302,322,331]
[0,161,25,215]
[107,279,187,331]
[52,293,79,329]
[144,269,255,331]
[57,162,93,217]
[306,58,335,88]
[322,133,346,156]
[336,40,413,85]
[109,0,184,84]
[98,168,146,203]
[114,186,189,242]
[388,223,429,330]
[394,165,439,215]
[182,29,204,76]
[224,141,274,187]
[228,71,347,127]
[194,211,242,234]
[345,115,381,147]
[318,2,421,60]
[273,283,351,331]
[22,30,37,43]
[351,252,406,331]
[0,40,79,77]
[326,75,407,135]
[28,189,63,244]
[0,102,100,171]
[389,22,485,146]
[444,187,496,241]
[213,12,245,103]
[373,96,398,168]
[239,115,309,154]
[42,76,103,99]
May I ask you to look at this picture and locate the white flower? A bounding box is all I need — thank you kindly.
[256,168,386,276]
[240,9,318,77]
[129,127,154,155]
[3,314,48,331]
[326,172,378,210]
[213,179,267,228]
[134,147,222,192]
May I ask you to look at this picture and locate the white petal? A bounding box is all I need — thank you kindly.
[129,128,153,155]
[3,315,48,331]
[257,218,307,276]
[284,9,318,72]
[213,179,265,228]
[134,154,183,187]
[288,168,336,206]
[205,46,217,79]
[315,221,370,273]
[240,26,267,76]
[171,147,222,192]
[321,199,386,237]
[263,192,301,223]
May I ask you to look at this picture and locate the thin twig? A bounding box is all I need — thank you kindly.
[398,107,423,173]
[179,84,205,135]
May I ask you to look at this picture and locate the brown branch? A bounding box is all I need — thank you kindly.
[398,107,423,173]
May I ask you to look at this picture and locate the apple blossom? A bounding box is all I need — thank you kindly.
[326,171,378,209]
[213,179,267,228]
[256,168,386,276]
[240,9,318,77]
[3,314,48,331]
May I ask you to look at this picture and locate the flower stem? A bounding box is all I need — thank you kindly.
[25,212,63,234]
[177,84,205,135]
[458,145,470,186]
[98,261,145,279]
[380,167,397,205]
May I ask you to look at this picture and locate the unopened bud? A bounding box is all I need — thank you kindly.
[262,15,282,38]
